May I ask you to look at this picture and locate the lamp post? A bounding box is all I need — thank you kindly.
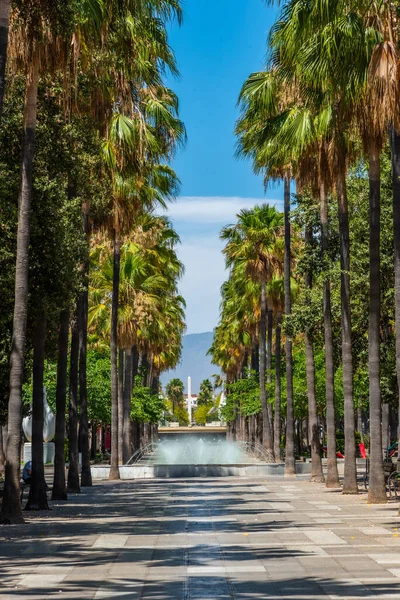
[187,376,192,426]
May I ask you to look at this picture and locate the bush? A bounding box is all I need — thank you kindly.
[173,405,189,426]
[194,404,212,426]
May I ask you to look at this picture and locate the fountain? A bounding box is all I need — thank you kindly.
[90,434,312,479]
[151,437,257,465]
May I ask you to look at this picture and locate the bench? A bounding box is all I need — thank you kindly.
[388,471,400,499]
[363,459,397,493]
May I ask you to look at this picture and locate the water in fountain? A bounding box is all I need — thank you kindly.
[150,436,258,465]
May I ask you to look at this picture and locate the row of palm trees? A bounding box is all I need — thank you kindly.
[213,0,400,503]
[89,213,185,464]
[0,0,185,523]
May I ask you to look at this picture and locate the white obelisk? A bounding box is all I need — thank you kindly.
[187,376,192,426]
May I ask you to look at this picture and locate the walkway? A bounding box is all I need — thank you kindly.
[1,477,400,599]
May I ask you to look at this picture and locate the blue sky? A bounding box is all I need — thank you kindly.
[163,0,283,334]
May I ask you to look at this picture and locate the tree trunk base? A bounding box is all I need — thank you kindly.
[310,474,325,483]
[342,487,358,495]
[109,466,120,480]
[67,485,81,494]
[367,491,387,504]
[284,470,296,477]
[51,491,68,501]
[0,513,25,524]
[326,463,341,489]
[325,480,341,489]
[24,503,50,511]
[81,471,92,487]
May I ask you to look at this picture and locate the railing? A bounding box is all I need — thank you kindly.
[125,442,158,465]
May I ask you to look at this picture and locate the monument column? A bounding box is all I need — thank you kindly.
[187,376,192,426]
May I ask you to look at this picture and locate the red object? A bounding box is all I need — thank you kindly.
[105,430,111,452]
[359,443,367,459]
[336,451,344,458]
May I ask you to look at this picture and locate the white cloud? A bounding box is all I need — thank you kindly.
[161,195,284,334]
[178,240,226,334]
[166,195,284,224]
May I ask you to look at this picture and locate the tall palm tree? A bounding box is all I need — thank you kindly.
[319,145,341,488]
[221,204,284,460]
[0,0,77,524]
[51,309,70,501]
[266,0,381,491]
[267,276,285,463]
[90,212,185,463]
[25,315,48,510]
[304,220,324,482]
[236,72,297,473]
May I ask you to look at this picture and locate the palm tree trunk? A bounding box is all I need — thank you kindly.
[0,57,39,524]
[67,311,80,493]
[251,340,259,373]
[151,374,159,395]
[284,175,295,476]
[320,175,340,488]
[260,280,274,459]
[0,424,5,470]
[367,144,386,503]
[305,224,324,482]
[337,166,357,494]
[122,347,133,464]
[389,126,400,472]
[79,204,92,487]
[109,228,120,480]
[357,406,363,441]
[118,348,124,464]
[274,315,282,462]
[25,315,49,510]
[78,287,92,487]
[305,332,324,482]
[132,345,139,385]
[52,309,69,501]
[141,351,150,386]
[382,402,389,454]
[0,0,11,121]
[267,307,274,444]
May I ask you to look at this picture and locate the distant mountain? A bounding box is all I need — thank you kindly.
[160,331,219,394]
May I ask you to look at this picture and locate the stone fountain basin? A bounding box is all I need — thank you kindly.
[91,462,312,479]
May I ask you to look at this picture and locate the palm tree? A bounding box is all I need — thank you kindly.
[221,204,284,460]
[319,145,341,488]
[235,72,297,473]
[67,311,80,494]
[267,276,285,463]
[304,219,324,482]
[25,315,49,510]
[89,212,185,462]
[283,176,296,475]
[51,309,70,501]
[391,128,400,473]
[0,0,77,524]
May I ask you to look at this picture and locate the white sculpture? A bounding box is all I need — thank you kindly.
[22,388,56,442]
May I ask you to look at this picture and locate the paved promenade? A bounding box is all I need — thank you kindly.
[1,477,400,599]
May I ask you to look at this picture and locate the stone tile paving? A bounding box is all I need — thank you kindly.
[0,477,400,598]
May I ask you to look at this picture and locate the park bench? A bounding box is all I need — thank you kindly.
[388,471,400,499]
[363,458,399,497]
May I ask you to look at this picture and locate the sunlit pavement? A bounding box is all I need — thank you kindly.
[1,477,400,599]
